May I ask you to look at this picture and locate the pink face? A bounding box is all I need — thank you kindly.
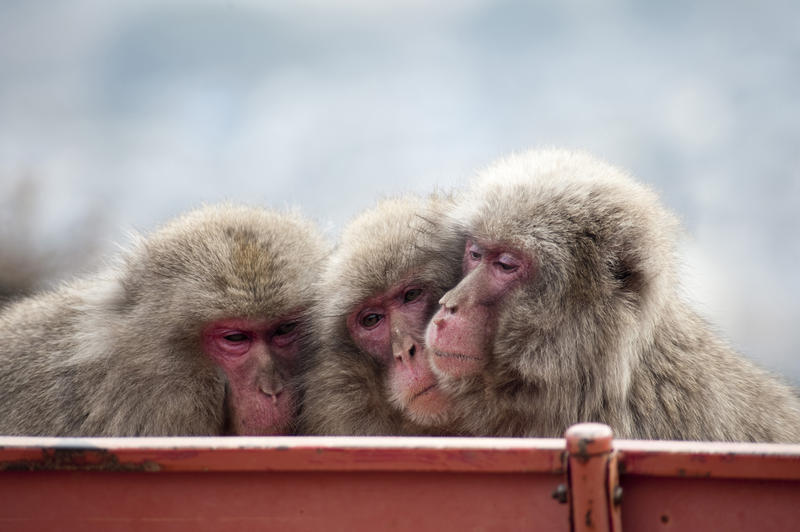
[203,314,302,435]
[347,282,450,426]
[426,240,531,378]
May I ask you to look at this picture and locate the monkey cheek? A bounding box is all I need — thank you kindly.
[425,314,488,379]
[429,352,485,380]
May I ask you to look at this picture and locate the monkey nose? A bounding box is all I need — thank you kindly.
[439,297,457,314]
[260,386,284,405]
[393,338,418,363]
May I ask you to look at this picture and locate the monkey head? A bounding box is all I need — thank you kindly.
[121,205,327,434]
[426,149,679,409]
[346,280,443,420]
[427,239,534,378]
[304,194,464,433]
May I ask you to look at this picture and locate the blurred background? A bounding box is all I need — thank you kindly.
[1,0,798,382]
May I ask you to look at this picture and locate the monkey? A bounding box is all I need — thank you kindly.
[0,204,328,436]
[424,148,800,442]
[298,194,465,435]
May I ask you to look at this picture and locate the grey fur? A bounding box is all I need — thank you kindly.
[441,149,800,442]
[0,204,327,436]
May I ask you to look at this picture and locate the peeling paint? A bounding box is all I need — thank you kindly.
[0,448,161,472]
[572,437,595,464]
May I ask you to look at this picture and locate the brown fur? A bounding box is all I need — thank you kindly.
[440,149,800,442]
[0,204,327,436]
[298,194,464,435]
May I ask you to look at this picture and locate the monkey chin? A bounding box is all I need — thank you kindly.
[230,390,295,436]
[388,382,451,428]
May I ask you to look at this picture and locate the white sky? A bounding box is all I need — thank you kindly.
[1,0,798,382]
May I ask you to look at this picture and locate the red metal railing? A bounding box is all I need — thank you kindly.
[1,423,798,531]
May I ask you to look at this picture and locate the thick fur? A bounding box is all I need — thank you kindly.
[443,149,800,442]
[0,205,327,436]
[298,194,464,435]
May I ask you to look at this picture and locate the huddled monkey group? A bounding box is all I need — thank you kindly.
[2,149,799,441]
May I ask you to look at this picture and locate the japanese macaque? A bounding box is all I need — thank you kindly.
[425,149,800,442]
[0,205,327,436]
[298,194,465,435]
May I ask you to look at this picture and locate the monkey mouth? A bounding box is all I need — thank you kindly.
[412,383,437,401]
[433,350,482,362]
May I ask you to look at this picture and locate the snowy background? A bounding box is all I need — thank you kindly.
[1,0,798,382]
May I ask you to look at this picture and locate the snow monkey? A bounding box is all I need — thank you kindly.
[425,149,800,442]
[0,205,327,436]
[299,194,465,435]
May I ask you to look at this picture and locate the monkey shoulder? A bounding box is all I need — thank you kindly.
[628,307,800,441]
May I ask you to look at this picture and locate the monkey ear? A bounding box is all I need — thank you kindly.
[611,255,644,294]
[585,230,642,293]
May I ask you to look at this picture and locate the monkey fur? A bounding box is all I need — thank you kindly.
[0,204,327,436]
[299,194,464,435]
[431,149,800,442]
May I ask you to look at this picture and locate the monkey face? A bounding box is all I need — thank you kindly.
[346,281,451,425]
[203,314,303,435]
[426,240,531,380]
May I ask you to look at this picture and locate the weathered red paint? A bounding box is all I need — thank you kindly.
[620,476,800,531]
[0,437,568,532]
[0,426,798,531]
[0,470,568,532]
[616,439,800,480]
[0,436,566,473]
[615,438,800,531]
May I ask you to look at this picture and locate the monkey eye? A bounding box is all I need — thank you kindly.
[274,322,298,336]
[223,332,250,342]
[467,242,483,261]
[360,313,383,329]
[495,254,521,273]
[403,288,423,303]
[496,261,517,272]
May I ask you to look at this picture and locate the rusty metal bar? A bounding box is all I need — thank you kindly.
[615,438,800,480]
[1,428,799,531]
[0,435,565,473]
[565,423,621,532]
[0,436,569,532]
[615,439,800,531]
